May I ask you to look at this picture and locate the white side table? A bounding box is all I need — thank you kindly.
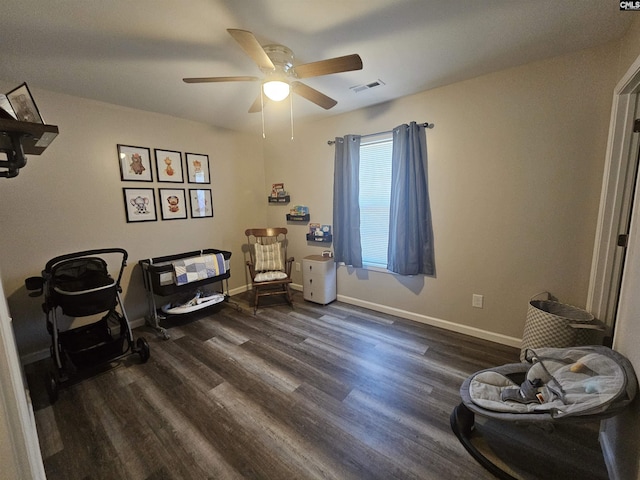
[302,255,336,305]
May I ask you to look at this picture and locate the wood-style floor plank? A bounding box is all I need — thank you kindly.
[26,291,608,479]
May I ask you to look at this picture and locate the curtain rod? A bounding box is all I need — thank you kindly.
[327,122,434,145]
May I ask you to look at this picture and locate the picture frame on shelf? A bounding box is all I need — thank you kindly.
[0,95,17,120]
[271,183,285,197]
[159,188,188,220]
[123,188,157,223]
[186,152,210,184]
[118,144,152,182]
[154,149,184,183]
[189,188,213,218]
[6,83,43,124]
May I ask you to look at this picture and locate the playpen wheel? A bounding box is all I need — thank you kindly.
[45,371,59,404]
[136,338,150,363]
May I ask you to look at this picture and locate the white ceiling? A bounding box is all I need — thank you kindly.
[0,0,632,132]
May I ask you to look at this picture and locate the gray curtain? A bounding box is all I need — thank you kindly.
[333,135,363,268]
[387,122,435,276]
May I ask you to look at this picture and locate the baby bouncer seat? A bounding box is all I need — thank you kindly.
[450,345,637,479]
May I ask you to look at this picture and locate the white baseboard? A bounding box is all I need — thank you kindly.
[293,283,520,348]
[333,293,522,348]
[20,349,49,366]
[22,283,520,364]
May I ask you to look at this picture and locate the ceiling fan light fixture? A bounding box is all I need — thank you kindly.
[263,80,290,101]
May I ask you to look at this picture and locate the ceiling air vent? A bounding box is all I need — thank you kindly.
[350,79,385,93]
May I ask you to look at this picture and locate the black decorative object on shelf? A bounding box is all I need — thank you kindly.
[306,234,332,243]
[287,213,310,222]
[268,195,290,203]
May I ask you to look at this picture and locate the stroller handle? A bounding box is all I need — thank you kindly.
[44,248,128,285]
[45,248,128,271]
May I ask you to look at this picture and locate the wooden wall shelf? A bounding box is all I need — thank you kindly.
[0,118,59,178]
[306,234,332,243]
[268,195,290,203]
[287,214,310,222]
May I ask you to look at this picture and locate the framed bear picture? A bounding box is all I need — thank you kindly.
[159,188,187,220]
[118,144,152,182]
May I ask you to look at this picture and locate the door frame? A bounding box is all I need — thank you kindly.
[587,54,640,327]
[0,273,46,479]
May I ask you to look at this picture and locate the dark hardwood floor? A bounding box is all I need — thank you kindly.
[25,292,609,479]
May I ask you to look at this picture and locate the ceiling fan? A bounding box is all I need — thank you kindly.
[183,29,363,113]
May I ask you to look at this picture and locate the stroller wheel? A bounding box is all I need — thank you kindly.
[45,371,59,404]
[136,337,150,363]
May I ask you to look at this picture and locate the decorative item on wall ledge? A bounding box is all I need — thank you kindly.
[269,182,290,203]
[287,205,310,221]
[118,144,153,182]
[186,152,210,184]
[123,188,157,223]
[6,82,43,124]
[189,188,213,218]
[159,188,187,220]
[154,149,184,183]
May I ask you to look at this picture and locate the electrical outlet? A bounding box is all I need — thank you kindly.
[472,294,484,308]
[295,262,301,272]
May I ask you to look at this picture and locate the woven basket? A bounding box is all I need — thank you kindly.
[520,293,594,361]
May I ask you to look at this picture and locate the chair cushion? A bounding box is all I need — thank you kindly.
[254,271,289,282]
[254,242,284,271]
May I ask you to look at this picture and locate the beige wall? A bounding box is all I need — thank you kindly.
[0,30,628,357]
[264,41,618,343]
[616,17,640,82]
[0,84,266,358]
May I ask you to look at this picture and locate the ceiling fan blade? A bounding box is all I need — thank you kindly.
[183,76,259,83]
[227,29,275,71]
[292,81,337,110]
[294,54,362,79]
[248,93,269,113]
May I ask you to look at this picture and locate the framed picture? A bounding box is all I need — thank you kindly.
[154,149,184,183]
[118,144,152,182]
[186,153,210,184]
[189,189,213,218]
[123,188,157,223]
[6,83,43,124]
[0,95,17,120]
[159,188,188,220]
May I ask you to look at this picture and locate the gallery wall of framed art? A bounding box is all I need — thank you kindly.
[117,144,212,223]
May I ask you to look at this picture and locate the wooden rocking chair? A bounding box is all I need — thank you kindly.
[245,228,294,314]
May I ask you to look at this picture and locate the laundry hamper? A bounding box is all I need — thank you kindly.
[520,292,596,361]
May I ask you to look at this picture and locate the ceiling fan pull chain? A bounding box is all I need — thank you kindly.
[290,92,294,141]
[261,87,266,139]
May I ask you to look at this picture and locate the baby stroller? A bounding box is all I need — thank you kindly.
[450,345,637,479]
[26,248,150,403]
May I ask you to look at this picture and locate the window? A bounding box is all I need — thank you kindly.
[358,134,393,268]
[333,122,434,275]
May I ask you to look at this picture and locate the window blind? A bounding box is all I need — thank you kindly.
[359,137,393,267]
